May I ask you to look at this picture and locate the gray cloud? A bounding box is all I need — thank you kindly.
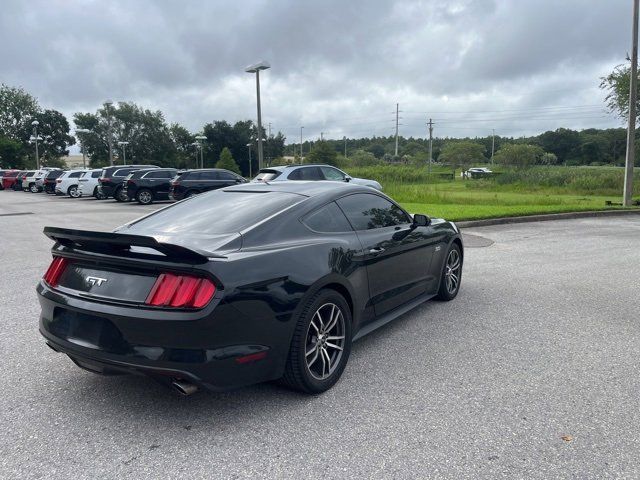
[0,0,630,144]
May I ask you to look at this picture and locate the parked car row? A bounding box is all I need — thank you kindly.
[1,163,382,205]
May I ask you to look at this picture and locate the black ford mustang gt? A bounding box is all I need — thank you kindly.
[37,182,463,395]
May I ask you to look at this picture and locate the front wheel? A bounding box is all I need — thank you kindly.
[436,243,462,301]
[281,289,352,394]
[29,183,39,193]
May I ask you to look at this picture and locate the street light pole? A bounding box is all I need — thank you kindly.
[118,141,129,165]
[624,0,639,207]
[31,120,40,169]
[195,135,206,168]
[246,143,253,178]
[75,128,91,168]
[104,100,114,166]
[300,126,304,160]
[245,61,270,171]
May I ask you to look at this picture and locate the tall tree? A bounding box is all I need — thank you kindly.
[34,109,75,164]
[215,147,241,174]
[169,123,196,169]
[536,128,581,163]
[494,144,544,168]
[438,141,486,170]
[600,62,640,122]
[306,141,338,166]
[0,136,23,168]
[0,84,39,143]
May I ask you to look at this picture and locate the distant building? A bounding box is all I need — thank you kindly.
[62,155,85,169]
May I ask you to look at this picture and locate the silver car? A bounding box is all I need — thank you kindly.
[252,164,382,191]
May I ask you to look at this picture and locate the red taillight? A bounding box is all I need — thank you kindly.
[99,178,110,184]
[127,180,135,186]
[43,257,69,287]
[145,274,216,308]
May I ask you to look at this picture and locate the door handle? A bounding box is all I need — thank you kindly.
[369,247,385,254]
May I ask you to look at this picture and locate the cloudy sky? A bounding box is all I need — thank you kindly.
[0,0,632,144]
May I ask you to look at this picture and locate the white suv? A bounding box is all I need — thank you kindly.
[55,170,87,197]
[25,168,56,192]
[77,169,104,198]
[252,164,383,191]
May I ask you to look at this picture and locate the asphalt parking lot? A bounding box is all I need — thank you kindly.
[1,190,640,479]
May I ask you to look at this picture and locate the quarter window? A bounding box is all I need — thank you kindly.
[288,167,323,181]
[92,171,102,178]
[336,193,410,231]
[302,202,353,233]
[320,167,345,181]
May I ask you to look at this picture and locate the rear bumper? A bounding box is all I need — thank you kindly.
[97,184,116,198]
[37,282,288,391]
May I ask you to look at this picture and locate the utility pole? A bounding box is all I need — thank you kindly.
[624,0,639,207]
[320,132,324,141]
[268,122,272,137]
[491,129,496,165]
[394,103,400,157]
[343,136,347,158]
[31,121,40,169]
[427,118,434,174]
[300,126,304,160]
[104,100,114,166]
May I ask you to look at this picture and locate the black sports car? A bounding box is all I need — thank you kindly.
[37,182,463,395]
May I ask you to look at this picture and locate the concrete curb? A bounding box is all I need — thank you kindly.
[456,208,640,228]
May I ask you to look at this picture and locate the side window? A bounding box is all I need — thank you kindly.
[289,167,323,181]
[336,194,411,230]
[199,171,219,180]
[218,171,237,181]
[70,172,83,178]
[144,171,167,179]
[92,171,101,178]
[320,167,345,181]
[113,169,131,177]
[302,202,353,233]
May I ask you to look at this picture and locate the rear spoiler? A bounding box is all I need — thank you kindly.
[43,226,215,264]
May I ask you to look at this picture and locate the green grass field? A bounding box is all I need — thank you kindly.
[344,165,639,221]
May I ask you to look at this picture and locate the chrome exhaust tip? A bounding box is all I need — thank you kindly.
[171,379,198,396]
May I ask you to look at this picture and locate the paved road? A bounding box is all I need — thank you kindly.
[1,191,639,479]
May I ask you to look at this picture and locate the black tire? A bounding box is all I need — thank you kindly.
[93,186,106,200]
[436,243,462,301]
[29,183,39,193]
[114,186,128,202]
[136,188,153,205]
[281,289,352,394]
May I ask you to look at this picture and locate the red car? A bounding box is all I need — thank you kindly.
[1,170,21,190]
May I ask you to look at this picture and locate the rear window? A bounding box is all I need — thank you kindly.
[254,170,282,182]
[46,170,64,179]
[125,190,304,235]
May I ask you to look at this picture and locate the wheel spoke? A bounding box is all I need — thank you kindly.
[310,314,321,333]
[322,347,331,374]
[320,347,327,377]
[325,308,340,333]
[306,344,317,357]
[450,259,460,270]
[327,335,345,341]
[308,348,320,367]
[315,311,325,330]
[325,342,343,351]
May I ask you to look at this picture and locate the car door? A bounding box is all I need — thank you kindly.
[336,193,439,316]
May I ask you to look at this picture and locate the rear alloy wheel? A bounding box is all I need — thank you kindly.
[29,183,39,193]
[282,289,352,393]
[436,243,462,301]
[114,186,128,202]
[136,189,153,205]
[68,185,80,198]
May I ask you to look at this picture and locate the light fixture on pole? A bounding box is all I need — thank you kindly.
[117,141,130,165]
[244,61,270,171]
[190,142,200,169]
[300,126,304,161]
[195,135,206,168]
[75,128,91,168]
[246,143,253,178]
[104,100,114,166]
[31,120,41,169]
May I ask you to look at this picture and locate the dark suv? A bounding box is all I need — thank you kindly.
[43,170,66,194]
[97,165,158,202]
[124,168,178,205]
[169,169,247,200]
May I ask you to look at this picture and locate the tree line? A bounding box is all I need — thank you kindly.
[1,62,637,173]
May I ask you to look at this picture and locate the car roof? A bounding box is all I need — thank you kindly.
[223,180,371,198]
[260,164,339,172]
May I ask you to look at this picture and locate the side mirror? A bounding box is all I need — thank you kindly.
[344,175,351,182]
[412,213,431,228]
